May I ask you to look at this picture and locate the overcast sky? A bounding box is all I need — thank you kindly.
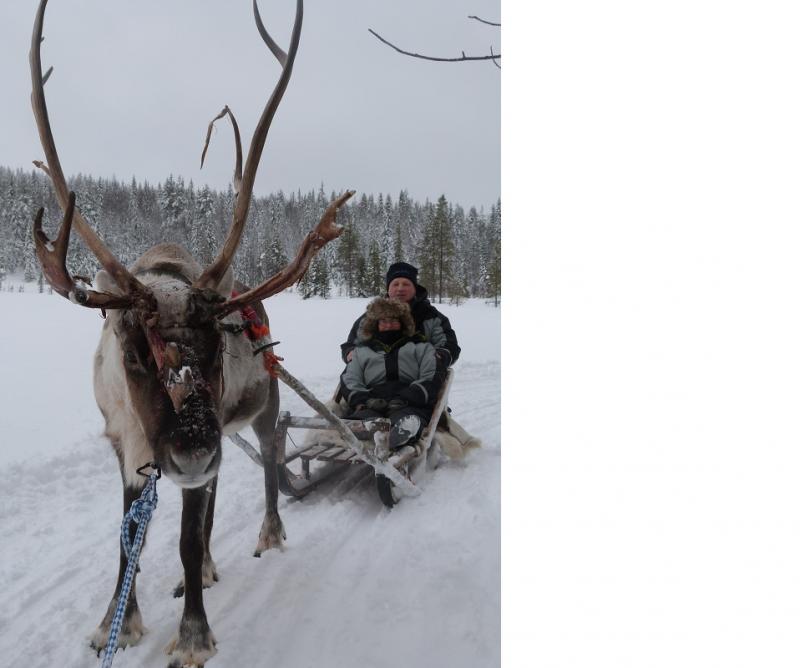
[0,0,500,212]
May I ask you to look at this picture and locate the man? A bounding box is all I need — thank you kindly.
[340,262,460,378]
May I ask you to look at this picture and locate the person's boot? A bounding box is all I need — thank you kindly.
[389,415,422,450]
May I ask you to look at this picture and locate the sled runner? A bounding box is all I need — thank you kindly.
[230,368,455,508]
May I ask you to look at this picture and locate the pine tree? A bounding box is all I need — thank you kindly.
[418,195,455,303]
[355,254,368,297]
[6,185,33,276]
[366,241,384,296]
[298,263,313,299]
[417,203,436,294]
[464,206,483,296]
[158,174,188,241]
[487,233,501,306]
[120,180,143,265]
[392,221,404,263]
[335,222,361,297]
[380,193,394,267]
[262,234,288,278]
[396,189,413,261]
[191,185,218,265]
[310,253,331,298]
[485,199,501,305]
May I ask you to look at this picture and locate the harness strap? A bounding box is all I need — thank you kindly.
[231,290,271,341]
[230,290,281,377]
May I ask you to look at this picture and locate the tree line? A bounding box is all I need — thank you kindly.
[0,166,500,304]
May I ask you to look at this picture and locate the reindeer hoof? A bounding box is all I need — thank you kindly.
[89,604,146,654]
[165,617,217,667]
[253,516,286,556]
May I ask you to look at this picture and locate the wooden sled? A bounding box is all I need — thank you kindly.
[230,368,455,508]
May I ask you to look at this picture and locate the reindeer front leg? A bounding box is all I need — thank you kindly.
[89,483,148,655]
[165,486,217,667]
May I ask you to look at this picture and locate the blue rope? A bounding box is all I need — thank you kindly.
[100,470,159,668]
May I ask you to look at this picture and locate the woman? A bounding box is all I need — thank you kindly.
[340,297,442,450]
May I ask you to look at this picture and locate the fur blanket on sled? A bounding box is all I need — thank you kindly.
[303,400,481,461]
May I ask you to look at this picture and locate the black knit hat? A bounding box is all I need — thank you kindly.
[385,261,418,287]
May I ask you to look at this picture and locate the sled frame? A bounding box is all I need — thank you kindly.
[229,369,455,502]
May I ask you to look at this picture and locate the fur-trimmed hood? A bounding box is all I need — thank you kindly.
[359,298,416,340]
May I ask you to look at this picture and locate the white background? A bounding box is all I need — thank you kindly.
[508,1,800,666]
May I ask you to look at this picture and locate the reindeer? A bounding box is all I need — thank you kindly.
[28,0,350,665]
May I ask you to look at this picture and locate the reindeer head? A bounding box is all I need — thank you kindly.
[95,258,229,487]
[29,0,353,489]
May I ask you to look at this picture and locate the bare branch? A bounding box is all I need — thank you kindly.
[468,16,501,27]
[490,45,501,70]
[201,105,243,196]
[368,28,500,63]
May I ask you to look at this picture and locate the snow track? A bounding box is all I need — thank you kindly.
[0,293,499,668]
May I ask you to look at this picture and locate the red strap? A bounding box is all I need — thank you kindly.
[231,290,271,341]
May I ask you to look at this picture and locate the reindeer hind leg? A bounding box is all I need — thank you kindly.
[252,376,286,556]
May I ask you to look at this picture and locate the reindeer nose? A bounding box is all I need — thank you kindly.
[170,448,217,479]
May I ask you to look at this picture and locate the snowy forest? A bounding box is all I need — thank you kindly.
[0,166,501,304]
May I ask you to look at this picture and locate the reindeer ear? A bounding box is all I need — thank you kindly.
[94,269,122,295]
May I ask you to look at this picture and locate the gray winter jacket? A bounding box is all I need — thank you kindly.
[341,335,439,409]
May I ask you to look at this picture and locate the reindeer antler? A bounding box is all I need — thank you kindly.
[33,192,136,309]
[194,0,304,292]
[29,0,153,310]
[201,105,243,196]
[215,190,354,317]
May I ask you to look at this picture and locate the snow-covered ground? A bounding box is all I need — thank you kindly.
[0,288,500,668]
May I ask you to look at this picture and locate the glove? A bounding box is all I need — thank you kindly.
[435,348,452,368]
[365,397,389,412]
[348,391,370,410]
[387,397,408,412]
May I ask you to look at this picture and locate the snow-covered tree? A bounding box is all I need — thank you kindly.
[190,184,218,266]
[0,165,499,299]
[365,240,384,296]
[418,195,455,303]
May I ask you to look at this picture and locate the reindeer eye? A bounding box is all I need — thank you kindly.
[124,350,138,366]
